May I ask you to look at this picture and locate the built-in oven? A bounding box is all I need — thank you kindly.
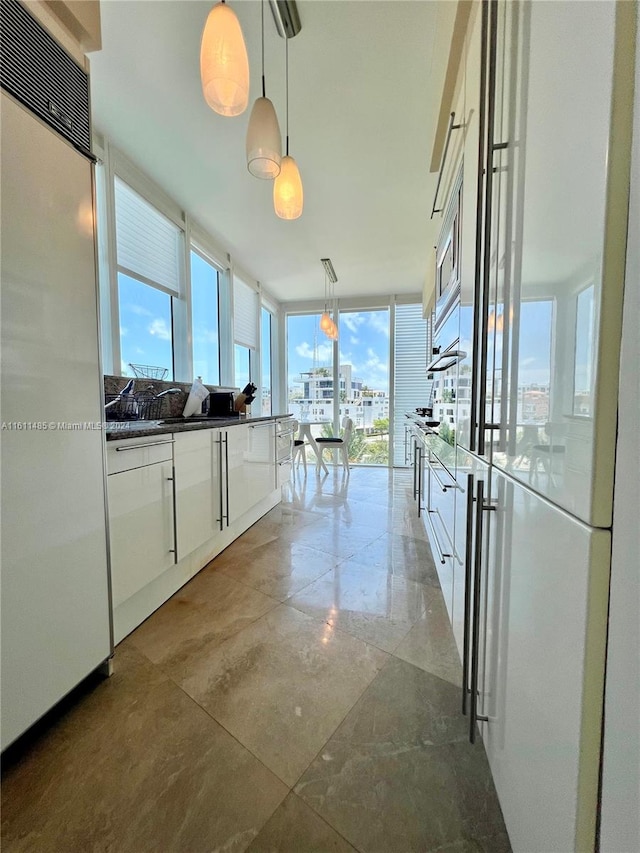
[428,171,466,438]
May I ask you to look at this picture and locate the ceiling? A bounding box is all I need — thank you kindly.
[90,1,456,303]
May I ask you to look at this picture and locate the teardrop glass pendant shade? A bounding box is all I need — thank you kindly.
[320,312,332,331]
[200,2,250,117]
[246,97,282,178]
[273,155,303,219]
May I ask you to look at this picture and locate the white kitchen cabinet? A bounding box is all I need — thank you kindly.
[479,469,609,852]
[174,429,222,561]
[226,422,275,524]
[107,438,175,609]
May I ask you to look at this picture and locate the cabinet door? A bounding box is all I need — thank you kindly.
[174,430,221,560]
[225,425,253,523]
[246,421,276,502]
[481,469,609,852]
[108,461,175,608]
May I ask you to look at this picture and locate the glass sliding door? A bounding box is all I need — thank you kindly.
[338,309,390,465]
[286,313,334,466]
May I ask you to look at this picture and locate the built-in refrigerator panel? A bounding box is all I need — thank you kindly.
[490,0,633,527]
[480,468,610,852]
[0,92,112,749]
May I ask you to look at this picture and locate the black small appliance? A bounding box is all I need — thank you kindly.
[207,391,236,418]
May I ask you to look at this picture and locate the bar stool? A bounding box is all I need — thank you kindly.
[315,417,353,473]
[291,419,307,475]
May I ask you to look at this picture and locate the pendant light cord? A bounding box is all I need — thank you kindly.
[261,0,266,98]
[285,36,289,156]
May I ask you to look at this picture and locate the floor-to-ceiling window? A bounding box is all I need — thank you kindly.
[338,309,390,465]
[287,313,334,465]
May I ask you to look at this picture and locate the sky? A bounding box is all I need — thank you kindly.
[287,310,391,395]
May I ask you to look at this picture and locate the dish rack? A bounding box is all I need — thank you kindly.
[104,393,164,422]
[128,363,169,380]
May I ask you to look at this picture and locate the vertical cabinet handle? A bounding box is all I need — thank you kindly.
[417,444,424,517]
[169,465,178,561]
[223,433,229,526]
[462,473,475,716]
[216,434,224,530]
[469,478,491,743]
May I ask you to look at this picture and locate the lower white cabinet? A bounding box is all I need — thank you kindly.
[174,429,222,561]
[107,440,176,609]
[226,422,275,524]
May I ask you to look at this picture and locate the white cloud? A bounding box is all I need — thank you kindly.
[128,304,153,317]
[368,313,390,338]
[296,341,333,362]
[148,318,172,341]
[350,336,360,345]
[120,326,128,337]
[342,314,365,334]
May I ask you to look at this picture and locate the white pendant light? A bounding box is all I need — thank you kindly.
[200,1,250,117]
[274,36,303,219]
[246,0,281,178]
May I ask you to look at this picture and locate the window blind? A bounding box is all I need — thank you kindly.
[114,177,181,294]
[393,303,430,466]
[233,276,258,349]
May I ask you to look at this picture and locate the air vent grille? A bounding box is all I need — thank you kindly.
[0,0,91,156]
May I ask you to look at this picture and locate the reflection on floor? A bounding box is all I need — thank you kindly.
[1,467,511,853]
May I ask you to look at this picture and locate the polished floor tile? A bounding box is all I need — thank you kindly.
[246,793,357,853]
[218,540,340,602]
[1,645,287,853]
[177,604,388,786]
[289,559,433,653]
[394,585,463,686]
[295,657,510,853]
[129,568,278,677]
[348,531,441,586]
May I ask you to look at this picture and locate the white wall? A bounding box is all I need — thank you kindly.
[599,11,640,850]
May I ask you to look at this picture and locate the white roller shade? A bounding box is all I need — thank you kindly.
[393,303,430,466]
[234,276,258,349]
[114,177,181,294]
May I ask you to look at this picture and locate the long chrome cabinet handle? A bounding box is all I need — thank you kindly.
[423,509,448,565]
[416,444,424,518]
[216,434,224,530]
[428,460,455,493]
[470,478,491,743]
[469,0,489,454]
[462,473,475,716]
[477,0,499,458]
[114,439,175,451]
[169,464,178,562]
[223,433,230,527]
[413,437,419,500]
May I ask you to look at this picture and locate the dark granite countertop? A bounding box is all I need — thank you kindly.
[105,414,293,441]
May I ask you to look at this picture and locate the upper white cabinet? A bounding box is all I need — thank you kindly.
[490,0,633,526]
[174,429,222,561]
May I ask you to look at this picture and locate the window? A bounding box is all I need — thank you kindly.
[393,304,430,466]
[118,273,173,377]
[114,177,183,380]
[573,284,595,417]
[191,249,220,385]
[234,345,251,391]
[261,307,272,415]
[234,276,257,390]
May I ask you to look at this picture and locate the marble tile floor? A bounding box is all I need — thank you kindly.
[1,467,511,853]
